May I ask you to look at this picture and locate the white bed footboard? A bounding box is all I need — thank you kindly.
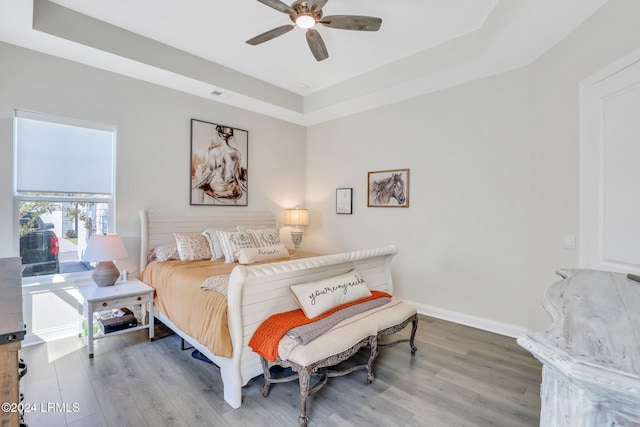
[139,209,398,408]
[225,245,398,407]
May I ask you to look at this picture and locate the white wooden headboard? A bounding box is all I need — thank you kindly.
[139,209,277,270]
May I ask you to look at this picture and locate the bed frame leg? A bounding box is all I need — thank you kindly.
[221,368,243,409]
[180,338,194,351]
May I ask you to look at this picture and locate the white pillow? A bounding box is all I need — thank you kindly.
[236,244,290,264]
[202,228,225,260]
[216,230,256,263]
[174,233,212,261]
[246,228,282,247]
[290,270,372,319]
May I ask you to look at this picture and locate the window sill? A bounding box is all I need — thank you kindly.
[22,271,94,293]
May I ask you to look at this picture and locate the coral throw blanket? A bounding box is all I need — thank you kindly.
[249,290,391,362]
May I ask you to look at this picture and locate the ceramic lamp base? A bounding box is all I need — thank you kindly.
[290,230,304,249]
[92,261,120,287]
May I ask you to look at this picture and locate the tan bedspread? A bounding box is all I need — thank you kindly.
[140,251,314,358]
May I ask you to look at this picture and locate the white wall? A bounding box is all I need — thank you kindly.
[306,69,533,334]
[0,42,306,342]
[526,0,640,331]
[306,0,640,335]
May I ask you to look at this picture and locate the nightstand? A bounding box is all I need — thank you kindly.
[78,279,154,358]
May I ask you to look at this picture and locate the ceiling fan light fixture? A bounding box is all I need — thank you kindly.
[247,0,382,61]
[295,14,316,29]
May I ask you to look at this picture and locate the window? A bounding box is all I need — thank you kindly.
[14,110,117,280]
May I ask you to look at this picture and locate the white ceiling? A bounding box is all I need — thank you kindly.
[0,0,608,125]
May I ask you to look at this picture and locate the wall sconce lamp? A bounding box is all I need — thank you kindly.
[82,233,128,287]
[284,208,309,249]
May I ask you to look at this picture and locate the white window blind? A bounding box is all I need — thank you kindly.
[14,110,116,195]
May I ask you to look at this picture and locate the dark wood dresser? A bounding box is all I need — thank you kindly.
[0,258,25,427]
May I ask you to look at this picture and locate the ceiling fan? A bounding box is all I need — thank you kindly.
[246,0,382,62]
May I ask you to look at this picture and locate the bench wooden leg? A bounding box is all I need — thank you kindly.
[260,356,300,397]
[377,313,419,356]
[298,369,311,427]
[260,356,272,397]
[409,315,418,355]
[262,336,373,426]
[367,334,377,383]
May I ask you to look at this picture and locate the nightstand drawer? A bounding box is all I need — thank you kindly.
[91,293,151,311]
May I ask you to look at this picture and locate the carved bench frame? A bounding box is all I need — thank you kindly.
[260,313,419,427]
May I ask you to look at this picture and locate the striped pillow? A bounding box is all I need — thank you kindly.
[246,228,282,247]
[216,230,256,263]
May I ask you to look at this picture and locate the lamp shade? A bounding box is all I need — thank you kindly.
[82,233,128,262]
[284,209,309,227]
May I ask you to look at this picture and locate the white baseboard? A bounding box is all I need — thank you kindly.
[22,324,78,347]
[404,300,528,339]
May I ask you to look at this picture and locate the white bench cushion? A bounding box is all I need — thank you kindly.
[278,299,417,366]
[372,302,417,331]
[285,315,377,366]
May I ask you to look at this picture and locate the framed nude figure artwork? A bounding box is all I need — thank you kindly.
[190,119,248,206]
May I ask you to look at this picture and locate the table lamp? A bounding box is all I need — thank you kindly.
[284,208,309,249]
[82,233,128,286]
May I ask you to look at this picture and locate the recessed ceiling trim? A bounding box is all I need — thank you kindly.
[32,0,303,114]
[303,0,526,113]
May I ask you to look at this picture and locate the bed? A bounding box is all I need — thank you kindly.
[139,209,398,408]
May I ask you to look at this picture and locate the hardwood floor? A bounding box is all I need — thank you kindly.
[19,315,541,426]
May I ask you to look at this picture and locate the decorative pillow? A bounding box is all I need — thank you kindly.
[174,233,212,261]
[149,242,180,262]
[216,230,256,263]
[290,270,372,319]
[202,228,225,260]
[246,228,282,247]
[236,244,290,265]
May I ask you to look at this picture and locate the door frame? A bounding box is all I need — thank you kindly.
[579,48,640,273]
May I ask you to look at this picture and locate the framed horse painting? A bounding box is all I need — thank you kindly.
[367,168,410,208]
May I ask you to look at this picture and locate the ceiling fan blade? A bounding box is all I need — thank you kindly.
[246,25,295,45]
[306,28,328,61]
[321,15,382,31]
[256,0,295,15]
[310,0,329,12]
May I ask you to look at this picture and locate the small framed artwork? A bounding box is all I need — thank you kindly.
[190,119,248,206]
[336,188,353,214]
[367,168,410,208]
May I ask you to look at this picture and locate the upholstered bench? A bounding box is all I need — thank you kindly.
[260,300,418,427]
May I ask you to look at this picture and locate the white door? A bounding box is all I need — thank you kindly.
[580,49,640,274]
